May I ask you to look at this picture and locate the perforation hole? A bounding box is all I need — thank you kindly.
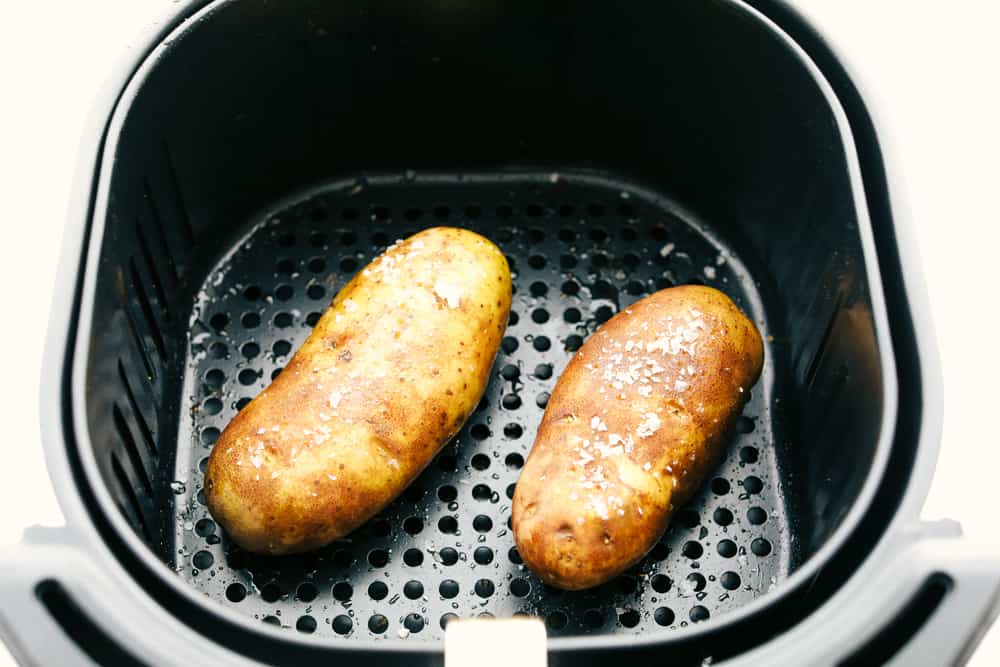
[654,607,675,626]
[439,547,459,566]
[200,427,220,446]
[438,580,460,599]
[561,280,579,296]
[403,517,424,535]
[711,478,731,495]
[502,394,521,410]
[225,583,246,602]
[721,572,742,590]
[404,614,425,634]
[367,549,389,568]
[743,476,764,494]
[751,538,772,557]
[713,508,734,526]
[594,305,615,323]
[238,369,258,386]
[529,281,548,297]
[333,615,353,635]
[651,574,672,593]
[473,579,494,598]
[368,581,388,600]
[368,614,388,634]
[296,582,318,602]
[689,606,710,623]
[209,313,229,331]
[505,453,524,469]
[404,581,424,600]
[619,609,640,628]
[332,581,354,602]
[261,583,284,603]
[717,540,737,558]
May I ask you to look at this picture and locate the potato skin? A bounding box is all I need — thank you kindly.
[512,286,763,589]
[206,227,511,555]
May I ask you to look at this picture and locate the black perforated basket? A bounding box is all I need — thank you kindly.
[2,1,998,666]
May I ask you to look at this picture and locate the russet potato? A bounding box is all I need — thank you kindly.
[206,227,511,555]
[512,286,763,589]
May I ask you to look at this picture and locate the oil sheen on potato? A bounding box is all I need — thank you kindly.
[206,227,511,555]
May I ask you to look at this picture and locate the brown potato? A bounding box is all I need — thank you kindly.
[206,227,511,555]
[512,285,763,589]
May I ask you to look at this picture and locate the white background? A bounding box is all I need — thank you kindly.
[0,1,998,664]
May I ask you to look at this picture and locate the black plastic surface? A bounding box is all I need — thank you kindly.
[69,0,897,660]
[172,173,791,640]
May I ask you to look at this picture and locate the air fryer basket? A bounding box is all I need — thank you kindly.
[78,0,888,649]
[3,0,999,666]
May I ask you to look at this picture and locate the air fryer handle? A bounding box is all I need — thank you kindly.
[873,528,1000,667]
[722,522,1000,667]
[0,527,247,667]
[0,529,114,666]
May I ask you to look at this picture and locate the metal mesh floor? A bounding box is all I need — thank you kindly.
[171,172,790,642]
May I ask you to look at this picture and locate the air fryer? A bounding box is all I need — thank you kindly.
[1,1,998,666]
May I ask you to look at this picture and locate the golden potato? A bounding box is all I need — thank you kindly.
[512,285,763,589]
[206,227,511,555]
